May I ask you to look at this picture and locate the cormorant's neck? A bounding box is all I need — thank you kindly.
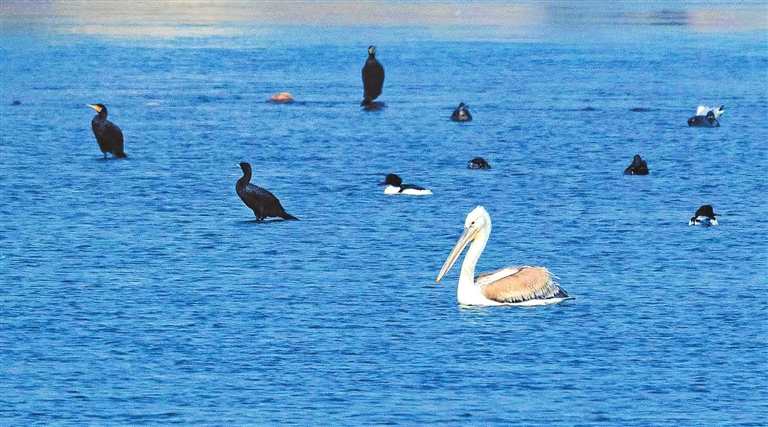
[238,170,251,187]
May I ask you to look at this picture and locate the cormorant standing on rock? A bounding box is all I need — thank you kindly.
[361,46,384,107]
[88,104,126,158]
[236,162,298,221]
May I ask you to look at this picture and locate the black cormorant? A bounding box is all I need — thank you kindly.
[623,154,649,175]
[361,46,385,107]
[236,162,298,221]
[468,157,491,170]
[88,104,126,158]
[451,103,472,122]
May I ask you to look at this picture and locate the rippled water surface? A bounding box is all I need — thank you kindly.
[1,18,767,426]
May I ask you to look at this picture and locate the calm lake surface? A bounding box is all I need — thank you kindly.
[1,7,767,426]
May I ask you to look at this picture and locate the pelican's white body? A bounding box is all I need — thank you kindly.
[454,230,566,306]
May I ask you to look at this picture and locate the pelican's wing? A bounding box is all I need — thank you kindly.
[478,266,564,303]
[476,266,524,286]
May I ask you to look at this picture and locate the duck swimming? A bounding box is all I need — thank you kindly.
[378,174,432,196]
[236,162,298,221]
[451,103,472,122]
[436,206,570,306]
[624,154,649,175]
[468,157,491,170]
[361,46,385,107]
[689,205,719,226]
[87,104,127,158]
[688,105,724,127]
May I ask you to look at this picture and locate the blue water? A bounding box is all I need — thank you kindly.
[1,23,767,426]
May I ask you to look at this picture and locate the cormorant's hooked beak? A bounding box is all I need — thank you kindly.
[87,104,102,113]
[436,225,479,283]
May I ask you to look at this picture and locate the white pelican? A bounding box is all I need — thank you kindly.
[436,206,570,306]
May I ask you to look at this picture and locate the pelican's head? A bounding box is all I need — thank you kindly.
[464,206,490,229]
[436,206,491,283]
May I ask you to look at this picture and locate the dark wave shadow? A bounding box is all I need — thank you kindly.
[362,101,386,111]
[239,218,299,224]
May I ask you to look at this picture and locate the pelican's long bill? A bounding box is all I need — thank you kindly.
[436,225,477,283]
